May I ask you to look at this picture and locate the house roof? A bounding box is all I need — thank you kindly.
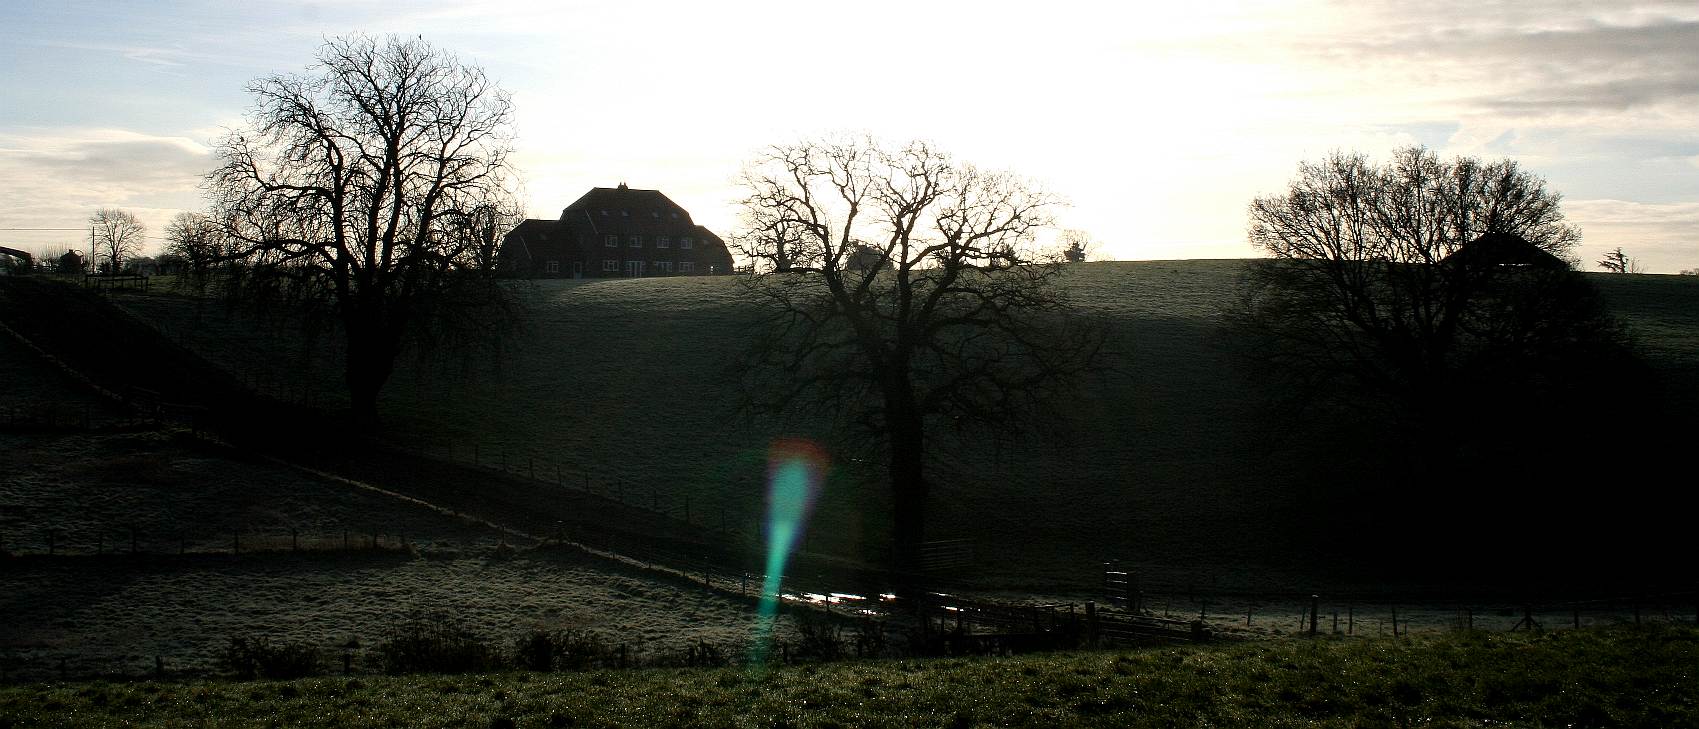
[1441,232,1570,271]
[561,184,702,236]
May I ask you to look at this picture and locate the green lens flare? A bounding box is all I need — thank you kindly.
[748,439,827,666]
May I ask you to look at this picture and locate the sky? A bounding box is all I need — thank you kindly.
[1,1,1696,272]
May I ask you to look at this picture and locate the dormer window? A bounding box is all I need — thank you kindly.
[600,209,608,216]
[651,212,660,218]
[670,212,679,219]
[621,210,628,217]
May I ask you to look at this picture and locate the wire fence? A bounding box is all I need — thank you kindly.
[0,524,499,558]
[1102,563,1699,637]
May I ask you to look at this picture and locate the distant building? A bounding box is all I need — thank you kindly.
[1440,232,1571,272]
[58,250,84,274]
[500,184,735,278]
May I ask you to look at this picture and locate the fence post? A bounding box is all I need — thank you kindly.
[1348,604,1354,635]
[1086,601,1099,648]
[1309,595,1319,637]
[1572,606,1579,629]
[1246,604,1253,627]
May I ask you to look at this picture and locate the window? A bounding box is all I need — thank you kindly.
[680,261,695,273]
[680,237,693,249]
[656,261,673,273]
[621,210,628,217]
[628,235,642,248]
[625,260,644,276]
[656,236,670,248]
[651,211,659,218]
[605,235,618,247]
[670,212,679,219]
[603,259,618,271]
[600,209,608,216]
[545,260,559,273]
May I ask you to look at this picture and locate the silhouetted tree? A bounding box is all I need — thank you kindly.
[1231,146,1650,572]
[1059,229,1096,263]
[736,136,1103,578]
[163,212,230,275]
[89,208,146,274]
[207,34,521,427]
[1232,146,1623,425]
[1596,247,1642,274]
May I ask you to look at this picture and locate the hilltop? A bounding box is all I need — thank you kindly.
[105,260,1699,593]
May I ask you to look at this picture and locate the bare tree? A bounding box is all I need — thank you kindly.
[1234,145,1632,449]
[1597,247,1643,274]
[1059,229,1096,263]
[207,34,521,427]
[163,211,230,274]
[736,136,1103,577]
[89,208,146,274]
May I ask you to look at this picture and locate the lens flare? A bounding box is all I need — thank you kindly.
[748,438,828,665]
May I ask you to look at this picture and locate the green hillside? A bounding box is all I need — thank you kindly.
[113,262,1699,592]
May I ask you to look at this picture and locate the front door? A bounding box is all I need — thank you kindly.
[572,261,583,279]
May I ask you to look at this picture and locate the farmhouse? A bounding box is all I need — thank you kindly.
[500,184,736,278]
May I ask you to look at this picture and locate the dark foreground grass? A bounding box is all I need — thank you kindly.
[2,625,1693,728]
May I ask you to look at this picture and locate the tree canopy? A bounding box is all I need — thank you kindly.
[207,34,522,427]
[735,136,1103,578]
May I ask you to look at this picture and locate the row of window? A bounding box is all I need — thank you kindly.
[601,209,681,220]
[543,260,698,274]
[605,234,693,249]
[596,260,696,273]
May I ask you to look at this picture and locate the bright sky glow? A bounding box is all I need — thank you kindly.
[2,1,1695,271]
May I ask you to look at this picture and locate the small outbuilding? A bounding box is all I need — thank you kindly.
[1440,232,1571,272]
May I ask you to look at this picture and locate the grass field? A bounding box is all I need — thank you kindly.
[110,263,1699,592]
[2,624,1694,728]
[0,425,800,682]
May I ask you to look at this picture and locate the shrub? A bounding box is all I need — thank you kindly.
[792,611,846,662]
[221,636,323,679]
[375,614,500,674]
[512,629,613,672]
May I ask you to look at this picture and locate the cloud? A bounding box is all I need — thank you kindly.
[0,129,213,253]
[1565,199,1699,273]
[1299,13,1699,117]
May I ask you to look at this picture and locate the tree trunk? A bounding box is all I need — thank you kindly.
[344,309,402,431]
[884,381,928,585]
